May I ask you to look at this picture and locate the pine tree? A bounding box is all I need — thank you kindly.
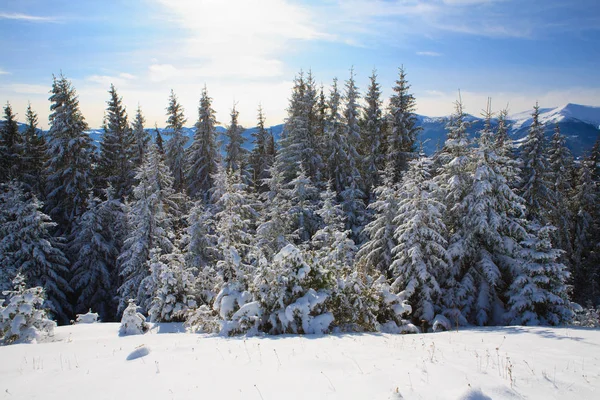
[70,188,125,321]
[520,103,555,224]
[494,108,520,189]
[0,102,23,183]
[117,144,176,315]
[154,123,164,154]
[20,104,47,196]
[249,105,273,192]
[287,165,319,243]
[276,71,322,182]
[0,182,71,323]
[325,77,349,193]
[360,70,385,199]
[224,104,247,175]
[186,86,219,200]
[255,161,293,258]
[547,124,574,258]
[165,89,188,193]
[507,225,572,325]
[131,105,150,171]
[147,246,196,322]
[387,67,421,182]
[571,160,600,305]
[356,163,398,278]
[97,84,135,200]
[45,74,94,235]
[391,158,449,324]
[0,273,56,343]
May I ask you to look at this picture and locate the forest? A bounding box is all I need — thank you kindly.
[1,67,599,337]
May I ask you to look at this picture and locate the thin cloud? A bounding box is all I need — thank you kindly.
[0,68,9,75]
[417,51,442,57]
[0,12,60,23]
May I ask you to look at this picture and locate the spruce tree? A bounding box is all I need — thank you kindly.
[356,162,398,278]
[391,158,449,323]
[0,182,71,323]
[21,103,47,196]
[165,89,188,193]
[387,66,421,182]
[186,86,219,200]
[547,124,574,259]
[520,103,555,224]
[131,105,150,170]
[360,70,385,200]
[0,102,23,183]
[287,165,319,243]
[507,225,572,325]
[249,105,273,192]
[325,78,348,193]
[97,84,135,200]
[45,74,94,235]
[224,104,246,174]
[117,143,176,314]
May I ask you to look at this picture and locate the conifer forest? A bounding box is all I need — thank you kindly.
[1,68,600,337]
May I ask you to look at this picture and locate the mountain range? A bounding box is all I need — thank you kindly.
[10,103,600,158]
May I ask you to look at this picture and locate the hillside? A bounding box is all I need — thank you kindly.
[0,323,598,399]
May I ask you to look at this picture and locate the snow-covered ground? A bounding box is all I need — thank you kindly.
[1,323,599,399]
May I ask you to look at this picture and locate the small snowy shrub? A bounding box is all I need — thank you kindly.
[0,274,56,344]
[570,305,600,328]
[119,299,149,336]
[185,304,221,334]
[75,309,99,324]
[373,276,418,333]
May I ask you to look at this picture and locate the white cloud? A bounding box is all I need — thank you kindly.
[417,51,442,57]
[0,12,59,23]
[0,68,9,75]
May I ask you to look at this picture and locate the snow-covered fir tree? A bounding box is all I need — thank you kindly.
[0,102,23,183]
[147,246,196,322]
[571,159,600,305]
[547,124,574,259]
[224,105,246,174]
[520,103,555,224]
[164,89,188,193]
[131,105,150,171]
[356,162,398,278]
[70,187,126,321]
[45,74,95,235]
[325,77,350,193]
[494,108,520,190]
[117,143,176,315]
[249,105,274,192]
[0,273,56,344]
[255,161,294,259]
[287,165,319,243]
[0,182,71,323]
[186,85,220,200]
[386,66,421,182]
[507,225,572,325]
[20,103,47,196]
[391,158,449,324]
[119,299,149,336]
[97,84,135,200]
[276,71,322,182]
[360,70,385,200]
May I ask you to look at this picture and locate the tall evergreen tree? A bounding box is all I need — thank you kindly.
[186,86,219,200]
[117,143,176,314]
[249,105,273,192]
[520,103,555,224]
[224,104,246,174]
[131,105,150,170]
[164,89,188,193]
[325,78,349,193]
[0,182,71,323]
[360,70,385,199]
[387,66,421,182]
[0,102,23,183]
[547,124,574,259]
[391,158,449,323]
[70,188,125,321]
[287,165,319,243]
[97,84,135,200]
[21,103,47,196]
[356,162,398,278]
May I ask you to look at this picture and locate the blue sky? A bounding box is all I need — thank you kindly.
[1,0,599,129]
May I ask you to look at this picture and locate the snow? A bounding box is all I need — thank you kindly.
[510,103,600,130]
[2,323,598,399]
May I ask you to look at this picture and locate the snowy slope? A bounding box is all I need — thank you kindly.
[1,323,599,399]
[510,103,600,131]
